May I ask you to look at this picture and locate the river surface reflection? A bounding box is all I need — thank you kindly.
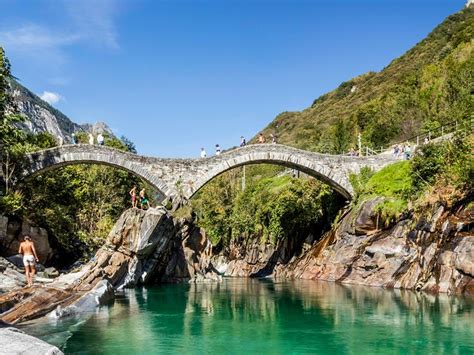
[23,279,474,354]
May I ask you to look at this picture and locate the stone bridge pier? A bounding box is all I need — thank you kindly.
[22,144,397,203]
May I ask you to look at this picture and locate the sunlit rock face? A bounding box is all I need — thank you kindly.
[0,327,63,355]
[10,80,113,141]
[77,206,177,289]
[163,219,221,283]
[206,199,473,295]
[272,200,474,295]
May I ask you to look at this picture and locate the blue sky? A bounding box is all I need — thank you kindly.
[0,0,466,157]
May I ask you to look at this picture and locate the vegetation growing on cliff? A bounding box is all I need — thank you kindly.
[350,132,473,226]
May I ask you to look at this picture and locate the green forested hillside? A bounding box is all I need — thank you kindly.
[259,7,473,153]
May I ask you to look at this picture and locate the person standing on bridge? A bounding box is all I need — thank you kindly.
[88,133,94,145]
[18,235,39,287]
[215,144,221,155]
[271,134,277,144]
[200,148,207,158]
[140,188,151,209]
[71,133,77,144]
[130,185,138,208]
[258,133,266,143]
[404,143,412,160]
[240,136,246,147]
[97,133,104,146]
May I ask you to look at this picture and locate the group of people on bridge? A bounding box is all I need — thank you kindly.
[57,132,105,146]
[199,133,278,158]
[393,137,430,160]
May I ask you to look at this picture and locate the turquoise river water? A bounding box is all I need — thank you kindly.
[22,279,474,354]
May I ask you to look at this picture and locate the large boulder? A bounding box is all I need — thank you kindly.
[77,207,177,289]
[0,257,25,293]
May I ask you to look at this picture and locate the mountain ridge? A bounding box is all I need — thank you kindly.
[10,79,114,141]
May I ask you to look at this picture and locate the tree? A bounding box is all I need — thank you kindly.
[0,47,28,194]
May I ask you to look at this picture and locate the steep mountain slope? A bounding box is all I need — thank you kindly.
[259,6,473,153]
[10,80,113,141]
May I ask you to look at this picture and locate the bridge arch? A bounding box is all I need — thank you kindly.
[23,143,394,205]
[22,145,176,199]
[187,145,356,200]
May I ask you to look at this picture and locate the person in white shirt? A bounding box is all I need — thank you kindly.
[200,148,207,158]
[88,133,94,145]
[215,144,221,155]
[97,133,104,145]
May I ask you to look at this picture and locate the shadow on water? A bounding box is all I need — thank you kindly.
[21,279,474,354]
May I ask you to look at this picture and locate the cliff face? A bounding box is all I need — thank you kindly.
[10,80,114,141]
[211,199,473,295]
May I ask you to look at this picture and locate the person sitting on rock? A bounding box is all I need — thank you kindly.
[18,235,39,287]
[140,188,151,210]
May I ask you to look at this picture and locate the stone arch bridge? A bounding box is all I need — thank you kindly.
[22,144,397,203]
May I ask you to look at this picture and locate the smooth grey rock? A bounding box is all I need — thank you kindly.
[49,280,114,319]
[0,327,63,355]
[43,267,60,278]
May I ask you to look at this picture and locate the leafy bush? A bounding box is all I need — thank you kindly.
[364,161,413,199]
[410,143,445,190]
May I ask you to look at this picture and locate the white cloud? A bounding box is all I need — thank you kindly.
[39,91,62,105]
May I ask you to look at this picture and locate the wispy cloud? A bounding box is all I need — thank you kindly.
[0,0,121,81]
[65,0,120,49]
[0,24,79,51]
[39,91,63,105]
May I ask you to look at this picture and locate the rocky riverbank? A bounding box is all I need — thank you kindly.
[0,206,219,325]
[214,199,473,294]
[1,198,472,327]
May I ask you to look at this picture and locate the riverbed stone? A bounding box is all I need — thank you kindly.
[0,327,63,355]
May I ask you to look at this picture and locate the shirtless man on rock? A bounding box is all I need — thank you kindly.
[18,235,39,287]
